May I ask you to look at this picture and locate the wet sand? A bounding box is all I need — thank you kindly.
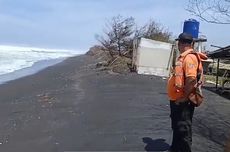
[0,55,229,152]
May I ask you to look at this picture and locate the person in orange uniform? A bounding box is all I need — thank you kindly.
[167,32,204,152]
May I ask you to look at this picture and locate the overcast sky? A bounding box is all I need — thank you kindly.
[0,0,229,51]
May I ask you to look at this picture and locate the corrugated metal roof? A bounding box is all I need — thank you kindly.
[208,45,230,59]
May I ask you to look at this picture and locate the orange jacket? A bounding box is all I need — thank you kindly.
[167,49,207,101]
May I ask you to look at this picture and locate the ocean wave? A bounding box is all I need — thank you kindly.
[0,45,81,75]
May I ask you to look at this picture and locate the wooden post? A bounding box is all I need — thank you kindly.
[167,44,175,70]
[216,59,220,89]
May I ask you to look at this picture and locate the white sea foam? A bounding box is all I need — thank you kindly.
[0,45,81,75]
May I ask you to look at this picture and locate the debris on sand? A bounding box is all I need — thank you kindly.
[86,45,132,74]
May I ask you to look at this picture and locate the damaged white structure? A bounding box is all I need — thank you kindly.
[132,38,173,77]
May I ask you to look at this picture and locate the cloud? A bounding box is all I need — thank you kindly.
[0,0,229,50]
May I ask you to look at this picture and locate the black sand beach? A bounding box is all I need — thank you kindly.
[0,55,229,152]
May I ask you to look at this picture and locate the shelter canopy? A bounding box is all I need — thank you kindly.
[207,45,230,90]
[208,45,230,59]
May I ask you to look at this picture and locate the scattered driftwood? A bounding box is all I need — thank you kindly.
[109,56,119,66]
[86,46,132,74]
[37,93,54,103]
[96,61,109,68]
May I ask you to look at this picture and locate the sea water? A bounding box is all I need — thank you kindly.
[0,45,82,84]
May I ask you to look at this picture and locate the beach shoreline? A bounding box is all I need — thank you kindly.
[0,57,72,85]
[0,54,229,152]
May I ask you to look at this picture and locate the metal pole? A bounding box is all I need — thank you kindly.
[210,45,223,49]
[216,59,220,89]
[198,41,202,53]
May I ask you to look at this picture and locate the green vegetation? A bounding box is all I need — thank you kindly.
[90,15,173,73]
[96,15,172,58]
